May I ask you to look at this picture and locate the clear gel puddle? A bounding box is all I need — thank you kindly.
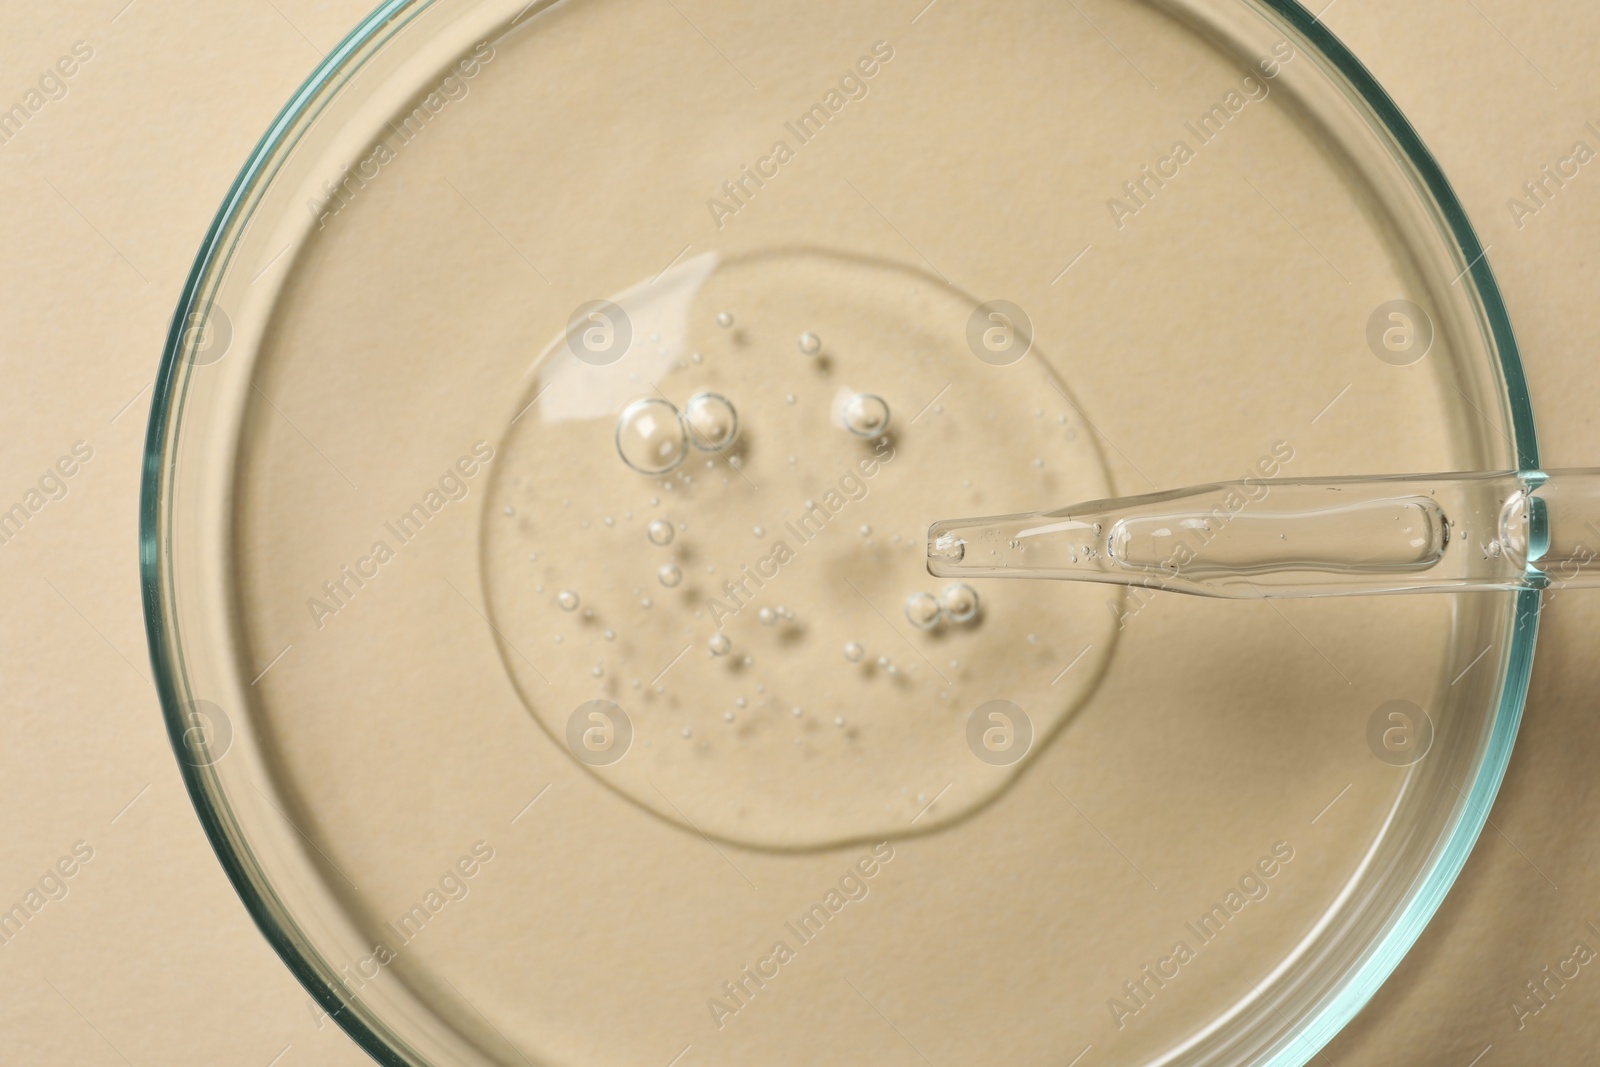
[481,248,1120,848]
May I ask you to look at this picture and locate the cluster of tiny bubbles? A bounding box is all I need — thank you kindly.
[708,633,732,656]
[647,518,674,546]
[716,311,734,328]
[843,641,865,662]
[616,396,689,475]
[684,391,739,451]
[657,563,683,587]
[904,592,941,630]
[557,590,580,611]
[841,393,891,438]
[798,331,822,356]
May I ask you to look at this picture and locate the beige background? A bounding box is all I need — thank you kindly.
[0,1,1595,1064]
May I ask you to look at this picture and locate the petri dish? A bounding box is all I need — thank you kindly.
[142,1,1537,1064]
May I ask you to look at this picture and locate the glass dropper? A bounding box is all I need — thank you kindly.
[927,471,1600,598]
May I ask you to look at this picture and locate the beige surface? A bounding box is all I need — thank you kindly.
[1,1,1596,1065]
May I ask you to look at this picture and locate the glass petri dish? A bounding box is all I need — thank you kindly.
[142,1,1538,1064]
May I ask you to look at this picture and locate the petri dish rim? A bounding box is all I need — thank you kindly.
[138,2,1541,1065]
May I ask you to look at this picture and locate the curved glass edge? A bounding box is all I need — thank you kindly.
[141,3,436,1065]
[1268,598,1538,1066]
[137,1,1543,1066]
[1250,3,1540,1065]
